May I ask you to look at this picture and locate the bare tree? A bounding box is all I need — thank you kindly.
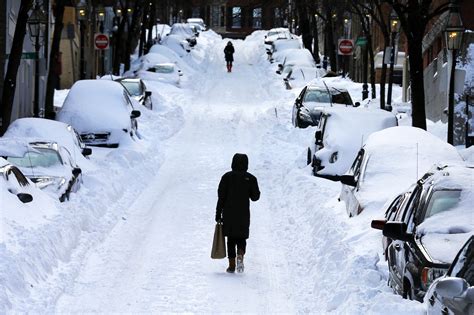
[386,0,450,130]
[44,0,66,119]
[1,0,33,135]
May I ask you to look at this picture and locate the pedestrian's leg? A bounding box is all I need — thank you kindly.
[236,239,246,273]
[226,237,237,273]
[229,62,232,72]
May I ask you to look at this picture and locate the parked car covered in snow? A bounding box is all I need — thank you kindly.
[264,28,292,45]
[292,84,357,127]
[1,139,83,202]
[116,78,153,110]
[276,48,315,76]
[337,126,463,217]
[371,164,474,301]
[186,18,206,31]
[169,23,197,46]
[57,80,141,148]
[268,38,301,63]
[3,117,92,168]
[137,63,182,86]
[161,34,192,57]
[425,235,473,315]
[308,107,397,177]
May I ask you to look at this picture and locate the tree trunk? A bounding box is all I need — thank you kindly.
[408,36,427,130]
[1,0,33,135]
[44,0,65,119]
[311,14,320,64]
[326,19,337,72]
[368,37,376,99]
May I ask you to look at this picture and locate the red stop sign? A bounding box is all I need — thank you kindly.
[95,34,109,50]
[338,39,354,55]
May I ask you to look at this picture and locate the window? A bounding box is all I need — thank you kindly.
[303,89,331,103]
[8,148,62,168]
[253,8,262,29]
[423,190,461,220]
[274,8,283,27]
[232,7,241,28]
[211,5,220,27]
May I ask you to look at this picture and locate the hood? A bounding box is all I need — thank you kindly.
[231,153,248,172]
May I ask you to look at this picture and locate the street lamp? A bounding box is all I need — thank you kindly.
[444,2,464,145]
[386,11,400,111]
[362,14,371,100]
[28,3,48,117]
[77,0,87,80]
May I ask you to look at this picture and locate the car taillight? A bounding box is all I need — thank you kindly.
[421,267,447,288]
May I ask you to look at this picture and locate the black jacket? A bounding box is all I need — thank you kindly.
[216,154,260,239]
[224,44,235,62]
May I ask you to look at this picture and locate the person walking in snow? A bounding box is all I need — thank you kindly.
[215,153,260,273]
[224,41,235,73]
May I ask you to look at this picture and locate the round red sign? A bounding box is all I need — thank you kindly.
[95,34,109,50]
[338,39,353,55]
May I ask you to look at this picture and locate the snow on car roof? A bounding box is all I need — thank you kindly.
[357,126,463,214]
[170,23,195,36]
[282,49,315,67]
[141,52,171,67]
[0,138,39,157]
[272,39,301,51]
[57,80,132,133]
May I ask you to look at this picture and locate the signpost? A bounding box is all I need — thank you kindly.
[94,33,109,50]
[338,39,354,55]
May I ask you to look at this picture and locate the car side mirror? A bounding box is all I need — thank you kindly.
[383,222,412,242]
[315,130,323,145]
[371,219,387,230]
[81,148,92,156]
[354,102,361,107]
[276,70,282,75]
[339,175,357,187]
[17,193,33,203]
[131,110,141,118]
[264,35,267,39]
[436,277,469,299]
[145,91,152,97]
[72,167,82,176]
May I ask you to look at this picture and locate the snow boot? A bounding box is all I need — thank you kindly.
[236,250,244,273]
[229,64,232,72]
[226,258,236,273]
[226,65,231,72]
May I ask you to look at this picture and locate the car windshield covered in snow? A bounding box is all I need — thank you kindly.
[150,64,174,73]
[120,80,143,96]
[7,148,62,168]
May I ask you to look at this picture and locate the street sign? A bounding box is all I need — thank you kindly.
[5,52,38,59]
[338,39,354,55]
[94,33,109,50]
[355,37,367,46]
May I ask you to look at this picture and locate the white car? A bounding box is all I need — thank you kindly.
[0,139,83,202]
[187,18,206,31]
[161,34,192,57]
[3,117,92,169]
[269,39,302,63]
[137,63,182,86]
[337,126,463,217]
[169,23,197,46]
[57,80,141,148]
[264,28,292,45]
[310,107,398,177]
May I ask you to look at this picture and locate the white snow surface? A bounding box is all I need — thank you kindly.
[0,30,430,314]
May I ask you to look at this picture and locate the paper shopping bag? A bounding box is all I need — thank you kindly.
[211,223,226,259]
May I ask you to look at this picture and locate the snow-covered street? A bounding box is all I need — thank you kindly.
[4,30,462,314]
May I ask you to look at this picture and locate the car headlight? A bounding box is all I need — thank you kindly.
[329,151,339,163]
[32,176,67,190]
[421,267,447,289]
[298,108,312,122]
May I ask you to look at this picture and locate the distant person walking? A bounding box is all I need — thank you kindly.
[224,41,235,73]
[215,153,260,273]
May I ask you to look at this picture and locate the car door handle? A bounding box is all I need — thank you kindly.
[394,244,401,251]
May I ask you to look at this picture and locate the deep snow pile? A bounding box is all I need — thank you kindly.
[1,27,461,314]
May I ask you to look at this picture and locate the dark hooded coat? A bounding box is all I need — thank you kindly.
[216,154,260,239]
[224,43,235,62]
